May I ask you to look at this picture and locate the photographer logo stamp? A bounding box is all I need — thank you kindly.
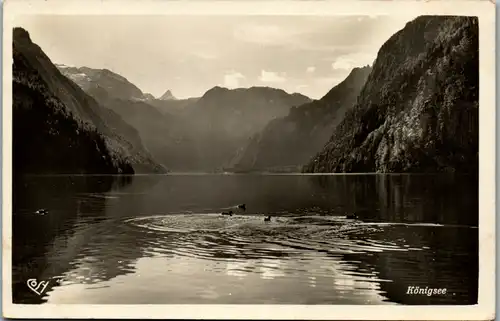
[26,278,49,296]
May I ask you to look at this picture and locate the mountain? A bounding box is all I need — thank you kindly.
[56,60,310,172]
[231,66,371,172]
[82,83,311,171]
[148,97,200,116]
[57,65,146,101]
[143,93,156,100]
[304,16,478,173]
[177,86,313,171]
[82,92,198,171]
[190,86,312,139]
[13,27,166,175]
[57,65,197,115]
[158,89,177,100]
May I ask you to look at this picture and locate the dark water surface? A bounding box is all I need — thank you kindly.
[12,174,478,305]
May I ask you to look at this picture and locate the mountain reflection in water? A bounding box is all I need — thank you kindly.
[12,174,478,305]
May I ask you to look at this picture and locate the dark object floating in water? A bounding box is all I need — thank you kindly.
[237,204,246,211]
[35,209,48,215]
[264,215,271,222]
[221,210,233,216]
[346,213,358,219]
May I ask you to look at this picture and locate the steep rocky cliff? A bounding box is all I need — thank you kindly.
[232,66,371,171]
[304,16,478,173]
[13,27,165,175]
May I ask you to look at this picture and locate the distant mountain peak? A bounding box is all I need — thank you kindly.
[201,85,312,102]
[13,27,31,42]
[201,86,230,98]
[57,65,145,101]
[99,68,128,82]
[211,86,228,91]
[159,90,177,100]
[143,93,155,100]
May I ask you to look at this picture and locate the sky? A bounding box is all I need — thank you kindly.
[15,15,416,99]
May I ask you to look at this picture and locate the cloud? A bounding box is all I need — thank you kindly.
[331,57,355,70]
[223,71,245,88]
[233,23,344,53]
[331,53,376,70]
[306,66,316,73]
[259,70,287,83]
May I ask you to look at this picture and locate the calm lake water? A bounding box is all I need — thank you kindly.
[12,174,478,305]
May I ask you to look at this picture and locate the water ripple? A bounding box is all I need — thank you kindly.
[123,213,427,262]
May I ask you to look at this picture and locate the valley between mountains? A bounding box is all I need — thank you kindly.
[13,15,478,176]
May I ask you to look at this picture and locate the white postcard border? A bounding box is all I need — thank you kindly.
[2,0,495,320]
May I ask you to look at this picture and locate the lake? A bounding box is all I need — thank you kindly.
[12,173,478,305]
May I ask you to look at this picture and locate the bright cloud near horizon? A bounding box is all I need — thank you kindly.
[14,15,417,99]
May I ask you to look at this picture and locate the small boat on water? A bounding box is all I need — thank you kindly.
[221,210,233,216]
[237,204,246,211]
[264,215,271,222]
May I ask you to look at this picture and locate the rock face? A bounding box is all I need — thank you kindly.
[232,66,371,172]
[304,16,478,173]
[13,27,165,175]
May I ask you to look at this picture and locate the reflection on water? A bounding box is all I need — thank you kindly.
[12,174,478,305]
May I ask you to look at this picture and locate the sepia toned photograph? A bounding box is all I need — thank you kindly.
[2,0,495,319]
